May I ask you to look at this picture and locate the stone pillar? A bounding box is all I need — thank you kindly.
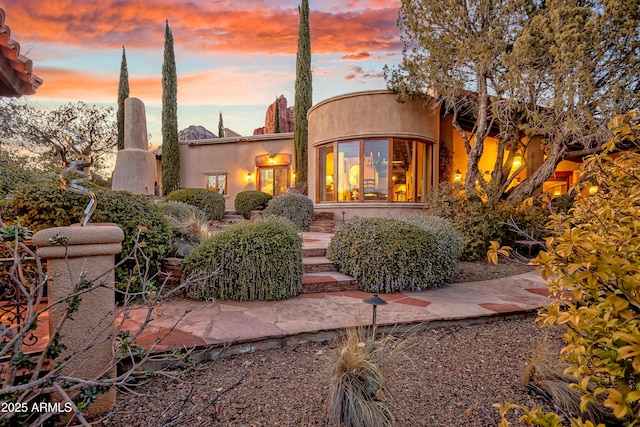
[111,97,158,195]
[32,224,124,418]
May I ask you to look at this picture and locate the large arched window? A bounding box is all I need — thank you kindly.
[317,138,433,203]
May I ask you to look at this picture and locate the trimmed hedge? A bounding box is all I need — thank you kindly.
[182,216,303,301]
[400,214,462,285]
[327,217,450,293]
[234,190,272,219]
[263,193,314,231]
[165,188,225,221]
[4,181,171,291]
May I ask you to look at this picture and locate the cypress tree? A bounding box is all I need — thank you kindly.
[116,46,129,150]
[218,111,224,138]
[161,20,179,195]
[274,96,280,134]
[294,0,311,190]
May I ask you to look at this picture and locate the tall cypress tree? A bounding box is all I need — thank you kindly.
[294,0,311,190]
[218,111,224,138]
[274,96,280,134]
[116,46,129,150]
[161,20,179,195]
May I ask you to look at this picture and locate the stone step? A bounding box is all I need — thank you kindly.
[302,247,326,258]
[221,214,246,224]
[301,272,358,294]
[303,256,336,273]
[313,211,335,220]
[309,219,341,233]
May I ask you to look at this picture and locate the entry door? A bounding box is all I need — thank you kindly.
[259,166,289,196]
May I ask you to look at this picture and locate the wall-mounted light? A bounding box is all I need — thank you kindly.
[247,172,253,182]
[453,169,463,182]
[268,156,275,165]
[512,155,522,169]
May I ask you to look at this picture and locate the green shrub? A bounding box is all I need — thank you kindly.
[424,182,507,261]
[327,217,449,293]
[4,181,171,291]
[165,188,225,221]
[400,214,462,284]
[234,190,272,219]
[182,216,303,301]
[0,149,35,198]
[263,193,314,231]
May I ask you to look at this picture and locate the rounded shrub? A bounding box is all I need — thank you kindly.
[400,214,462,284]
[263,193,314,231]
[182,216,303,301]
[234,190,272,219]
[327,217,447,293]
[4,181,171,291]
[165,188,225,221]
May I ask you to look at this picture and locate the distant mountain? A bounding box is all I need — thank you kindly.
[178,125,216,141]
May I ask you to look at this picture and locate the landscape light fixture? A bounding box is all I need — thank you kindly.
[363,294,387,331]
[453,169,463,182]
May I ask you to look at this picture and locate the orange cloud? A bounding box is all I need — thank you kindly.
[5,0,401,55]
[341,52,372,61]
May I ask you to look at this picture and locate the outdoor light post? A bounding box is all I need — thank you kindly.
[363,294,387,336]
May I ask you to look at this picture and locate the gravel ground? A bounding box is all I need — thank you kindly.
[98,261,566,427]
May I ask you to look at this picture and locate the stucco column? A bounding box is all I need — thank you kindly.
[32,224,124,418]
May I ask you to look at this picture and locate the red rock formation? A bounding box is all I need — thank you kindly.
[253,95,294,135]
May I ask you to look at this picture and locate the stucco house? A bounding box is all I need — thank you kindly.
[179,90,581,218]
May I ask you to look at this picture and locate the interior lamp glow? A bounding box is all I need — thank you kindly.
[512,156,522,169]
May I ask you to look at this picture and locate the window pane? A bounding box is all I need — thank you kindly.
[337,141,360,202]
[260,168,273,195]
[274,167,289,196]
[318,145,334,202]
[363,139,388,201]
[415,142,428,202]
[392,140,413,202]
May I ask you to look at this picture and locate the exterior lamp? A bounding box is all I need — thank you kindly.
[453,169,463,182]
[247,172,253,182]
[512,156,522,169]
[363,294,387,331]
[589,185,598,195]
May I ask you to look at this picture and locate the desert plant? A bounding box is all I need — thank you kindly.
[159,201,210,255]
[182,216,303,301]
[327,327,411,427]
[234,190,272,219]
[327,217,449,293]
[263,193,314,231]
[400,214,463,284]
[164,188,225,221]
[3,181,171,292]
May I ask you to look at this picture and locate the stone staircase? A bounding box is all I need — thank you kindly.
[220,210,246,226]
[301,245,357,294]
[309,211,342,233]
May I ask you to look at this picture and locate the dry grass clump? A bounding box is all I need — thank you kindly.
[327,327,411,427]
[524,339,614,426]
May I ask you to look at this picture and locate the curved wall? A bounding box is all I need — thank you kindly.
[307,90,440,219]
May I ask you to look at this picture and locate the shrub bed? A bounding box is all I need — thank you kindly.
[182,216,303,301]
[263,193,314,231]
[158,201,209,257]
[234,190,272,219]
[4,181,171,291]
[327,217,449,293]
[165,188,225,221]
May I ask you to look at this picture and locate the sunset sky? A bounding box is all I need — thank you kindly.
[4,0,403,144]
